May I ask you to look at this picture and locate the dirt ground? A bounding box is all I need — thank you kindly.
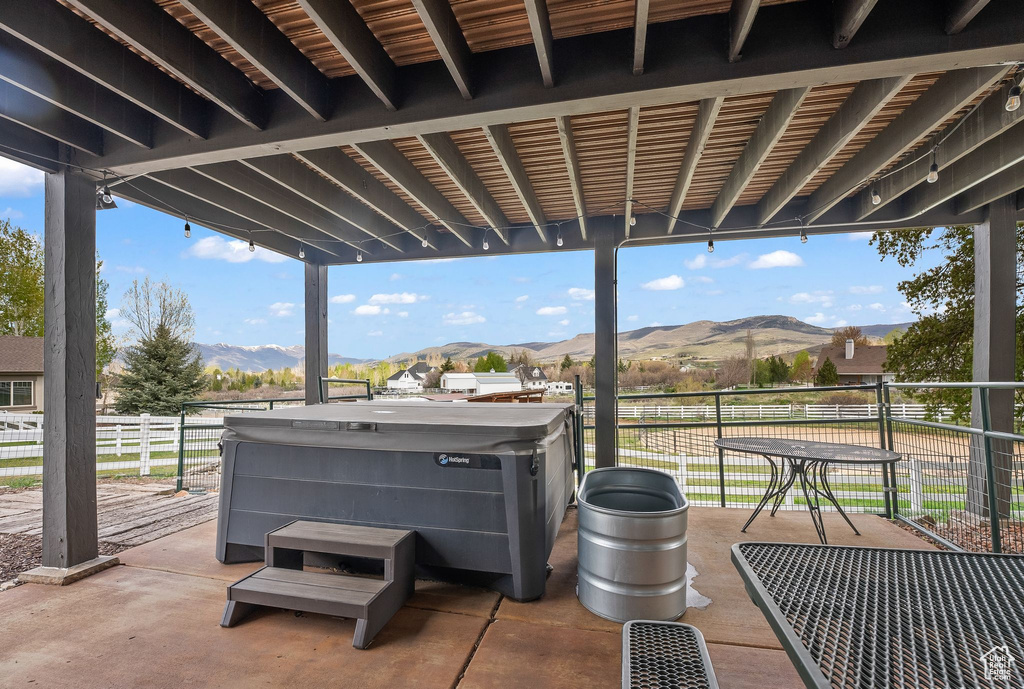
[0,534,127,584]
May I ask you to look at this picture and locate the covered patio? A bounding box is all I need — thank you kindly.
[2,0,1023,686]
[0,506,933,688]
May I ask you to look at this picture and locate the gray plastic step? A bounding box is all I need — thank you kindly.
[222,521,416,649]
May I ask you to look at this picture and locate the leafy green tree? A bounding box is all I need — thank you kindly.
[114,323,205,415]
[767,355,790,383]
[790,350,813,382]
[0,220,44,336]
[753,358,772,387]
[95,259,117,377]
[882,328,904,345]
[560,354,574,371]
[830,326,869,348]
[474,351,507,372]
[872,224,1024,419]
[814,357,839,386]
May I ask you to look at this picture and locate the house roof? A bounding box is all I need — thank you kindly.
[386,369,411,382]
[510,364,548,382]
[407,362,435,375]
[0,336,44,375]
[816,344,888,375]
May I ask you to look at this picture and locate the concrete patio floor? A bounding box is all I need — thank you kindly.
[0,506,933,688]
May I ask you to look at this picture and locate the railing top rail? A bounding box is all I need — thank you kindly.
[885,381,1024,390]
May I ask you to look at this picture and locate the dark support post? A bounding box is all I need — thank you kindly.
[593,221,617,468]
[42,169,98,570]
[967,196,1016,519]
[304,262,328,405]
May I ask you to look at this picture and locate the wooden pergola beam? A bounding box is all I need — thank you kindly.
[728,0,760,62]
[66,0,266,131]
[0,119,59,172]
[633,0,651,75]
[0,0,208,139]
[666,97,723,234]
[711,87,810,229]
[946,0,992,34]
[0,82,104,155]
[758,76,910,226]
[524,0,554,87]
[410,0,473,99]
[483,124,547,241]
[297,0,397,111]
[354,140,474,247]
[954,159,1024,214]
[833,0,879,49]
[624,106,640,236]
[419,132,510,244]
[555,115,587,241]
[178,0,331,121]
[854,81,1024,219]
[805,65,1009,224]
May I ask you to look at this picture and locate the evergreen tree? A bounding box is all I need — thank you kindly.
[440,356,455,372]
[114,323,205,415]
[560,354,574,371]
[814,357,839,386]
[767,355,790,383]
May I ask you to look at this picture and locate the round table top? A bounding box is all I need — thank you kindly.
[714,437,901,464]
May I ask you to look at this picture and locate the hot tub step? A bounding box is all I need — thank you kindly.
[222,521,416,649]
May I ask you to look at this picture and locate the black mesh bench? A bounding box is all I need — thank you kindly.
[622,621,719,689]
[732,542,1024,688]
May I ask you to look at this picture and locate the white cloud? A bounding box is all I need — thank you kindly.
[389,273,403,281]
[789,291,834,307]
[369,292,426,304]
[627,315,639,322]
[568,287,595,301]
[1,206,24,220]
[711,253,748,268]
[330,294,356,304]
[0,159,43,197]
[104,308,119,320]
[868,303,886,311]
[846,232,874,241]
[849,285,883,294]
[367,330,383,337]
[537,306,568,316]
[515,295,529,303]
[642,275,685,291]
[443,311,485,325]
[691,275,714,284]
[650,322,663,327]
[397,311,409,318]
[749,250,804,269]
[806,313,828,325]
[244,317,267,325]
[559,319,570,326]
[269,302,294,317]
[833,319,848,327]
[184,236,288,263]
[353,305,389,316]
[684,254,707,270]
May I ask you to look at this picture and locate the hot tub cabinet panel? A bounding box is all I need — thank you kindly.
[215,402,575,601]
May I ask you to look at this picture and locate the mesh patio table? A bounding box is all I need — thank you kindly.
[731,542,1024,689]
[714,438,900,543]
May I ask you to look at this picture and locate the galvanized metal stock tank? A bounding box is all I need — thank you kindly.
[576,467,688,622]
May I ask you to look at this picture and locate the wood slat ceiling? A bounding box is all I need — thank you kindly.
[394,136,489,227]
[507,118,577,221]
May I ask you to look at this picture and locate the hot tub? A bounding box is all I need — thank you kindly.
[215,401,576,601]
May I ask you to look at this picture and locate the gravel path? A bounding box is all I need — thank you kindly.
[0,533,127,585]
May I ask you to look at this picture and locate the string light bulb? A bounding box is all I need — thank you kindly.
[800,229,808,244]
[422,237,429,248]
[356,251,363,262]
[298,243,305,260]
[1006,83,1021,113]
[100,185,112,205]
[707,239,714,254]
[556,230,563,247]
[629,215,636,227]
[870,189,881,205]
[482,229,489,251]
[183,219,191,238]
[248,236,255,252]
[927,151,939,184]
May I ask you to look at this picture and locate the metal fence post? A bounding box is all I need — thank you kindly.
[574,375,585,484]
[714,392,726,507]
[176,405,186,492]
[979,389,1003,553]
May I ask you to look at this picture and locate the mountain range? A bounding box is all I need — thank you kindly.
[192,317,911,372]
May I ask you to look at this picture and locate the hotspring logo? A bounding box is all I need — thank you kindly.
[438,454,470,466]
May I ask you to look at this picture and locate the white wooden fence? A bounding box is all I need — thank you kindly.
[0,412,223,478]
[583,403,953,422]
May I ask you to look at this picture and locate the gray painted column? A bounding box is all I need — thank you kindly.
[967,195,1017,517]
[593,221,618,468]
[42,169,98,568]
[304,262,328,404]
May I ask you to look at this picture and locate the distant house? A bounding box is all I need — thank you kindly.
[816,339,893,385]
[0,336,44,412]
[509,364,548,390]
[441,371,522,395]
[386,361,437,392]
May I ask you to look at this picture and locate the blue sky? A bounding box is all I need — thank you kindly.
[1,158,939,360]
